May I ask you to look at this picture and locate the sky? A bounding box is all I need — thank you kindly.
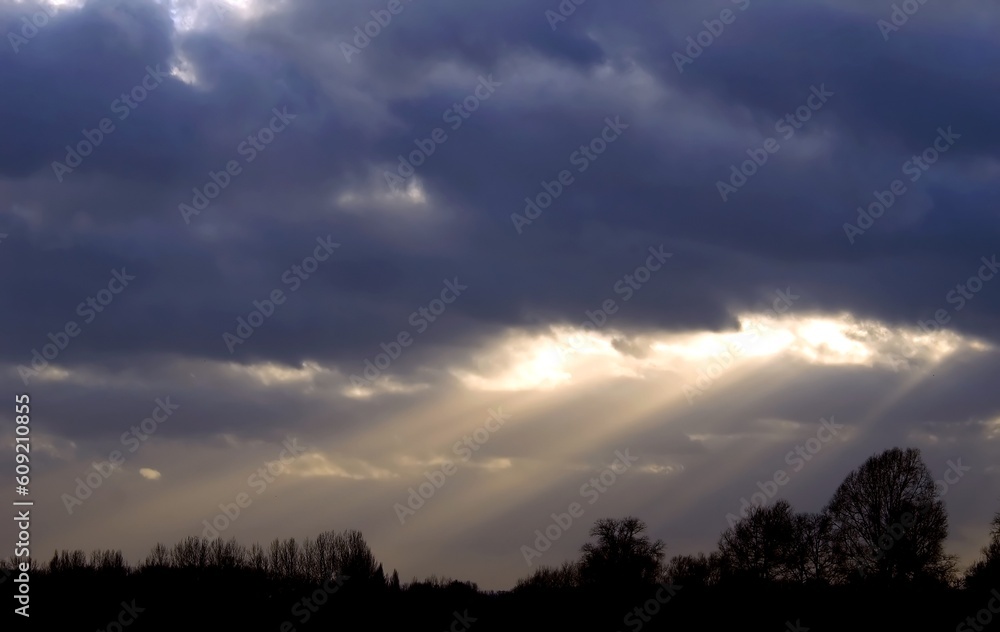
[1,0,999,591]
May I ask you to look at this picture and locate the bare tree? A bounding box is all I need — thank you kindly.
[824,447,951,584]
[787,512,834,584]
[49,550,88,573]
[578,516,666,588]
[315,530,339,581]
[301,537,320,582]
[248,542,268,574]
[171,536,209,569]
[268,537,300,578]
[143,543,170,569]
[664,552,720,588]
[333,529,380,583]
[514,560,580,591]
[90,549,128,575]
[717,500,797,583]
[208,537,246,569]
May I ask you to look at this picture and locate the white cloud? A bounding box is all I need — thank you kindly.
[139,468,161,480]
[448,311,990,393]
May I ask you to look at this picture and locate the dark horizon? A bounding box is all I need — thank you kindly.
[8,442,995,595]
[10,446,1000,630]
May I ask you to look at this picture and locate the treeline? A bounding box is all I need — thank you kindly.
[9,447,1000,631]
[37,529,402,588]
[9,529,485,631]
[518,448,999,593]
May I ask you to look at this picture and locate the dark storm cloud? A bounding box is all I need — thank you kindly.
[1,0,999,381]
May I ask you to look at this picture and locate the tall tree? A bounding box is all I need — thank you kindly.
[248,542,268,574]
[717,499,797,583]
[824,447,951,584]
[787,512,834,584]
[207,537,246,569]
[332,529,382,584]
[268,537,300,578]
[143,543,170,569]
[171,536,209,569]
[578,516,665,588]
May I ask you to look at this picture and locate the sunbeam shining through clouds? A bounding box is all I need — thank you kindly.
[2,0,1000,629]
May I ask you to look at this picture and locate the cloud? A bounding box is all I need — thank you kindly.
[3,0,1000,590]
[139,468,161,480]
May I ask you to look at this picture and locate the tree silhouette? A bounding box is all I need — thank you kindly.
[787,511,834,584]
[25,486,1000,632]
[171,535,209,569]
[269,537,299,577]
[248,542,267,574]
[664,552,720,588]
[207,537,246,569]
[514,560,580,592]
[333,529,382,584]
[578,516,665,589]
[717,499,797,583]
[824,447,952,585]
[965,509,1000,590]
[23,445,1000,631]
[143,542,170,570]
